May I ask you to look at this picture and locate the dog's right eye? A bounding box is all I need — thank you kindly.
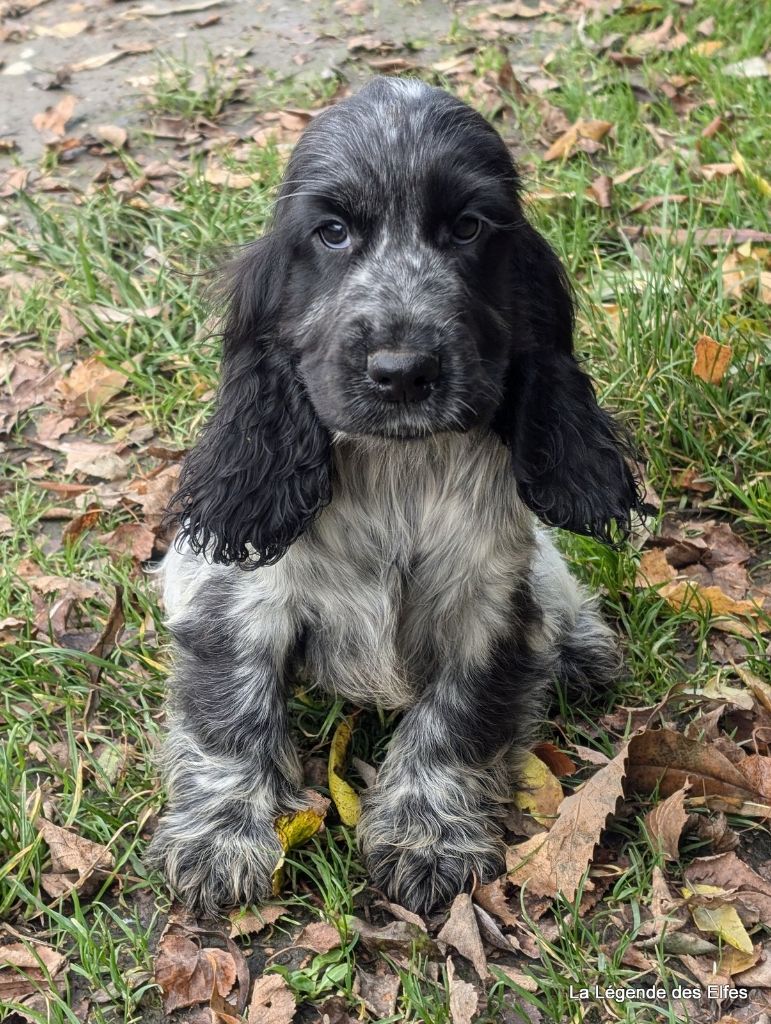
[317,221,350,249]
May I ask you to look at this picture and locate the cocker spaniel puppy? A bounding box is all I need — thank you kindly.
[148,77,643,916]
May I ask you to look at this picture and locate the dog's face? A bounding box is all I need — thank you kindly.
[274,79,523,439]
[171,78,644,566]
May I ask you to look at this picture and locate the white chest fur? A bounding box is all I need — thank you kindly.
[278,430,534,707]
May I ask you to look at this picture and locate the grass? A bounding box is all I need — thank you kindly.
[1,0,770,1020]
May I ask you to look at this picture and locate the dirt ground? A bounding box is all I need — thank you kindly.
[0,0,540,164]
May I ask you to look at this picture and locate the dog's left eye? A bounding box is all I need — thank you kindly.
[451,216,482,245]
[318,221,351,249]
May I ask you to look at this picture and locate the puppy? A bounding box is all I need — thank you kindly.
[148,77,643,916]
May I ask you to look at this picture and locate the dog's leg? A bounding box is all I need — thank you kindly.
[147,590,302,916]
[359,589,552,914]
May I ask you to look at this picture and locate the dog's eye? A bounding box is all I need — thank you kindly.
[318,221,350,249]
[451,216,482,245]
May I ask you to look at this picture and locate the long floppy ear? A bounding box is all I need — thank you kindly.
[494,226,644,542]
[169,238,332,566]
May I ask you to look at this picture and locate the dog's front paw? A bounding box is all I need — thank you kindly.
[147,808,283,918]
[359,798,503,915]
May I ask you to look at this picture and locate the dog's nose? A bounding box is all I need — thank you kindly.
[366,350,440,403]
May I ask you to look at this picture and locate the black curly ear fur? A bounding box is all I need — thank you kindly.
[169,239,332,566]
[494,226,646,542]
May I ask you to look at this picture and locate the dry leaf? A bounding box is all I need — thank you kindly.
[229,905,284,938]
[34,19,89,38]
[155,919,245,1015]
[491,963,539,991]
[123,0,226,17]
[55,305,86,352]
[272,790,330,893]
[507,742,629,900]
[70,43,154,73]
[543,119,612,161]
[246,974,296,1024]
[446,957,479,1024]
[532,741,577,777]
[328,719,361,826]
[204,165,259,189]
[588,174,613,208]
[619,226,771,246]
[100,522,156,561]
[0,941,67,1003]
[693,334,732,383]
[56,357,128,414]
[626,728,770,816]
[683,884,754,953]
[37,817,115,898]
[93,124,128,149]
[296,921,341,954]
[512,750,563,826]
[32,95,77,140]
[356,966,400,1018]
[645,785,689,859]
[437,893,488,979]
[636,547,677,588]
[348,916,440,956]
[724,56,769,78]
[473,876,520,925]
[55,440,127,481]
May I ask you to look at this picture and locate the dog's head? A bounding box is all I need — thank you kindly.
[173,77,644,565]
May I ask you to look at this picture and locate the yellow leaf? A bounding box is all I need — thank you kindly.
[693,40,724,56]
[683,885,754,954]
[692,334,732,383]
[329,720,362,826]
[271,792,329,895]
[732,149,771,198]
[512,750,564,826]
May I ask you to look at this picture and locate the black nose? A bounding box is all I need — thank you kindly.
[366,350,440,403]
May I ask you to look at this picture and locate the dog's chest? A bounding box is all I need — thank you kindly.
[283,431,532,708]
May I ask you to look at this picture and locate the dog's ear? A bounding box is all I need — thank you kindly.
[494,226,644,542]
[170,237,332,566]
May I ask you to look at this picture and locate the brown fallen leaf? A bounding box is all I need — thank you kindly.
[446,957,479,1024]
[37,817,115,898]
[636,547,677,588]
[92,124,128,149]
[100,522,156,562]
[55,305,86,352]
[693,334,732,383]
[738,755,771,800]
[155,914,249,1016]
[659,580,766,633]
[588,174,613,208]
[490,962,539,992]
[204,165,260,189]
[121,0,226,17]
[619,226,771,246]
[32,94,77,141]
[246,974,296,1024]
[349,917,440,956]
[62,506,103,544]
[296,921,341,955]
[626,729,770,816]
[700,162,738,181]
[356,965,400,1019]
[685,851,771,899]
[629,193,688,215]
[69,42,154,73]
[543,119,613,161]
[473,877,520,928]
[56,356,128,414]
[644,784,690,860]
[229,905,284,938]
[532,741,577,777]
[53,439,128,481]
[437,892,488,979]
[0,941,67,1004]
[508,741,629,900]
